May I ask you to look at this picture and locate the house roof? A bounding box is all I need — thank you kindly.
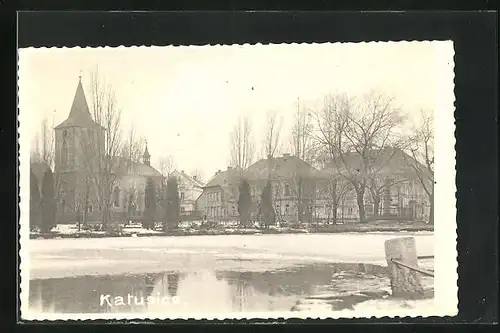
[55,78,104,130]
[203,168,242,203]
[172,170,205,188]
[205,167,242,188]
[323,148,428,179]
[30,162,51,192]
[243,154,327,181]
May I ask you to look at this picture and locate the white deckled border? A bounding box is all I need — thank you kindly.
[18,40,457,321]
[432,40,457,317]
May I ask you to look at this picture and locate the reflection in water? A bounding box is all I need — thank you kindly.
[28,262,433,314]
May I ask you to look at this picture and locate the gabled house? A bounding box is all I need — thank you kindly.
[196,167,242,222]
[169,170,205,219]
[242,153,327,224]
[320,148,431,222]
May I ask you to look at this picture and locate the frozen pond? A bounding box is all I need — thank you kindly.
[25,233,434,315]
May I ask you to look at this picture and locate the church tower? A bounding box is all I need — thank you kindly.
[143,141,151,166]
[54,76,105,221]
[54,76,105,173]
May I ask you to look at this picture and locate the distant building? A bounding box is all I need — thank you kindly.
[52,77,164,223]
[242,153,326,224]
[112,149,164,222]
[169,170,205,219]
[196,167,242,222]
[319,148,431,222]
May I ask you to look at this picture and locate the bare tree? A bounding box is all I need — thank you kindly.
[31,117,70,225]
[158,155,177,178]
[31,117,54,167]
[79,67,125,230]
[291,98,315,164]
[261,110,283,160]
[320,177,353,225]
[261,110,284,187]
[405,110,434,224]
[314,92,406,222]
[228,115,255,171]
[288,171,309,224]
[122,126,146,164]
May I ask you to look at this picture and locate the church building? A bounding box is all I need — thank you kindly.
[54,77,164,224]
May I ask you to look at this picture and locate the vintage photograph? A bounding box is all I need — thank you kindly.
[18,42,457,320]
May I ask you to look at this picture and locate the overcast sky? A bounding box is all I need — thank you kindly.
[19,42,446,181]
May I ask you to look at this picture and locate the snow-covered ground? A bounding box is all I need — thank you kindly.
[28,232,433,280]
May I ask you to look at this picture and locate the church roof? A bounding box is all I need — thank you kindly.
[55,78,104,130]
[112,157,163,178]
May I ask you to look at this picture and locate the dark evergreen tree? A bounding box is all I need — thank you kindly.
[164,176,180,231]
[30,170,41,231]
[238,179,252,227]
[40,169,56,233]
[260,181,275,228]
[143,177,156,229]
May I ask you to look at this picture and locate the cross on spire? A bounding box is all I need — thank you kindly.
[79,70,82,81]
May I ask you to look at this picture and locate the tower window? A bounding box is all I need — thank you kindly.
[62,131,69,166]
[113,186,120,207]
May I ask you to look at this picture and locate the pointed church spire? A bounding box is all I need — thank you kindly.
[55,76,102,129]
[143,140,151,166]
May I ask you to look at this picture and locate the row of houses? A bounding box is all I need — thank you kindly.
[196,150,431,224]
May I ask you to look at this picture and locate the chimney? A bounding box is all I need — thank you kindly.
[181,170,185,174]
[227,166,233,170]
[217,169,221,174]
[193,175,198,180]
[283,153,291,157]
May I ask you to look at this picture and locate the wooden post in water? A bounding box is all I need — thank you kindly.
[384,237,424,298]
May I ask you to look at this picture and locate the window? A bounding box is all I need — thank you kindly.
[180,192,185,200]
[62,131,69,166]
[87,129,94,141]
[61,199,66,214]
[180,207,185,213]
[113,186,120,207]
[87,204,93,213]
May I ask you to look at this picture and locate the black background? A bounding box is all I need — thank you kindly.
[1,4,498,332]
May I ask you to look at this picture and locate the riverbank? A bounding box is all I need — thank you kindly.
[29,221,433,239]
